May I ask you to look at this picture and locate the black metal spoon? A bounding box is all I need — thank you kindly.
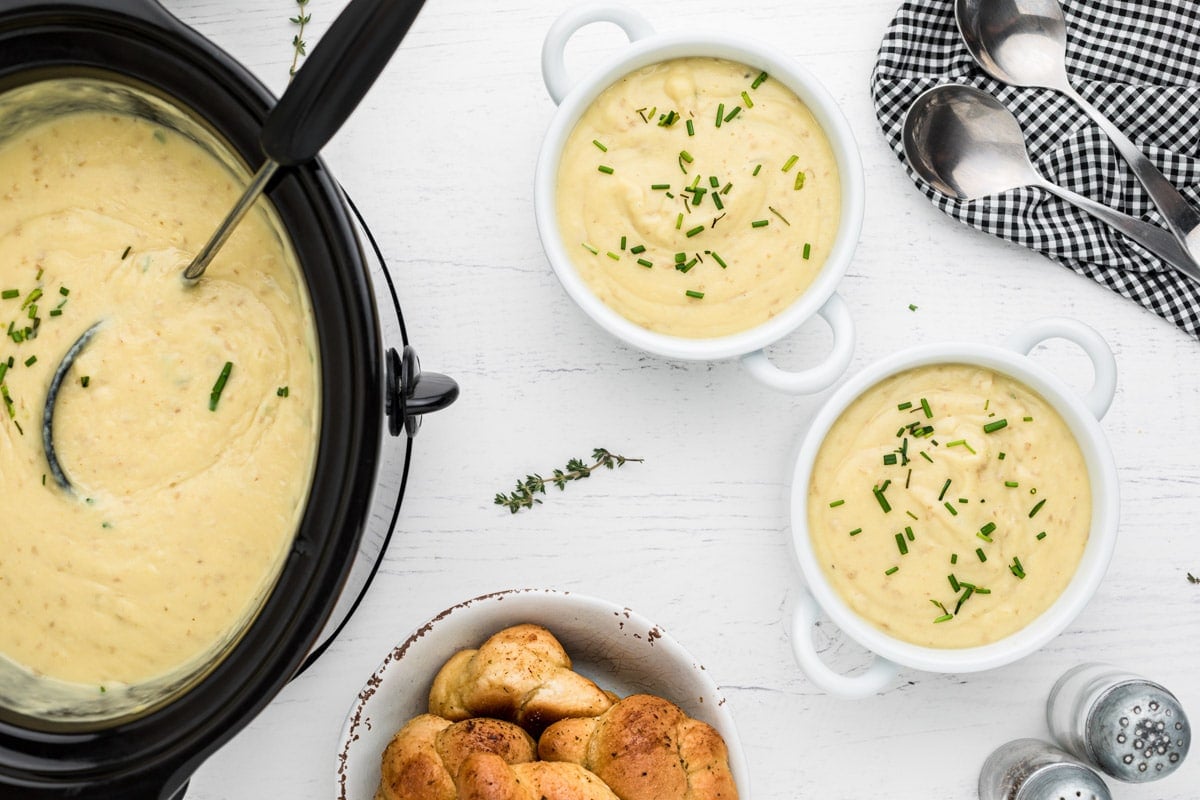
[183,0,427,280]
[42,322,100,491]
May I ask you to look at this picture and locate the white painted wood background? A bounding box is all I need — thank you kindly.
[163,0,1200,797]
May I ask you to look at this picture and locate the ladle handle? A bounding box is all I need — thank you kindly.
[1064,86,1200,263]
[260,0,427,166]
[1038,179,1200,284]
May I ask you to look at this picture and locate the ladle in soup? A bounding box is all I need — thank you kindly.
[183,0,426,280]
[41,322,100,491]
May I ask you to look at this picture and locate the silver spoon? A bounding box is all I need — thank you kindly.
[902,84,1200,283]
[955,0,1200,263]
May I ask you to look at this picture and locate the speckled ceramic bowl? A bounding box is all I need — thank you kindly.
[335,588,749,800]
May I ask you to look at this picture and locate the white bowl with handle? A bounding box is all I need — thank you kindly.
[788,318,1120,697]
[535,3,864,394]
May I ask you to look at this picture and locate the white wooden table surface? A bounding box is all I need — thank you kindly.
[163,1,1200,798]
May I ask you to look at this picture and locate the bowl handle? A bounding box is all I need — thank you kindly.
[790,589,898,698]
[739,292,855,394]
[542,3,655,105]
[1004,318,1117,420]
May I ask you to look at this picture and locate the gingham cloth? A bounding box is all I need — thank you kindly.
[870,0,1200,338]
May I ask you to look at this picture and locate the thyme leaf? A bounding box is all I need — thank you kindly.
[494,448,643,514]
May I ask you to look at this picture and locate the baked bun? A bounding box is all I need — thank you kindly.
[375,714,536,800]
[538,694,737,800]
[455,752,619,800]
[428,624,614,733]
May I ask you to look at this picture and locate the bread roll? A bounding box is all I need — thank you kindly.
[538,694,737,800]
[455,752,619,800]
[428,624,614,733]
[375,714,536,800]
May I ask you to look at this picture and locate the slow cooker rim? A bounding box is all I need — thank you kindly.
[0,1,385,795]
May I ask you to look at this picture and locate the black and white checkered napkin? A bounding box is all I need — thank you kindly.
[870,0,1200,338]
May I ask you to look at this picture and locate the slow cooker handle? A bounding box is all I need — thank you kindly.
[386,346,459,437]
[0,0,181,28]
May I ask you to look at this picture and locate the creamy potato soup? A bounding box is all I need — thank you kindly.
[0,106,318,700]
[556,57,840,338]
[807,365,1090,648]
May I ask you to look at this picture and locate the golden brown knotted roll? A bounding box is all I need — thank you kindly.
[375,714,536,800]
[428,624,614,733]
[455,752,620,800]
[537,694,738,800]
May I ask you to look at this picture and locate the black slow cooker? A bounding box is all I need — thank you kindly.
[0,1,457,797]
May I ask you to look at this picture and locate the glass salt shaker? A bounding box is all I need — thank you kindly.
[979,738,1111,800]
[1047,663,1190,782]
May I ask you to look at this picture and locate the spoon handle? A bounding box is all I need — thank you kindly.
[261,0,427,166]
[1062,84,1200,263]
[1038,179,1200,283]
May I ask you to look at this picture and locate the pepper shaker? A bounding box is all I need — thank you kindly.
[979,738,1111,800]
[1047,663,1190,782]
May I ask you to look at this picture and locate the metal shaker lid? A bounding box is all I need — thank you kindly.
[1020,762,1111,800]
[1086,680,1190,781]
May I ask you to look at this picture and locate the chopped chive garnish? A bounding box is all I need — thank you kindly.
[883,453,898,466]
[954,585,975,614]
[709,176,720,188]
[751,71,768,89]
[938,478,951,501]
[998,452,1007,460]
[721,182,732,194]
[59,287,69,297]
[0,289,17,299]
[597,165,614,174]
[1023,416,1033,421]
[980,521,996,536]
[959,498,968,504]
[1010,557,1026,579]
[951,553,958,564]
[919,451,933,463]
[606,251,620,260]
[712,192,724,210]
[920,397,933,418]
[81,375,90,388]
[946,439,977,454]
[874,486,892,513]
[209,361,233,412]
[944,502,958,516]
[1036,531,1047,540]
[983,419,1008,433]
[686,119,695,136]
[685,224,705,238]
[679,150,694,163]
[715,103,724,127]
[676,252,687,264]
[794,171,806,191]
[895,533,908,555]
[768,206,790,226]
[752,164,762,176]
[710,251,728,269]
[741,90,753,108]
[636,258,653,268]
[802,242,812,260]
[1005,481,1019,488]
[751,219,770,228]
[933,614,953,623]
[898,401,913,410]
[676,213,684,230]
[23,355,36,367]
[651,183,671,190]
[21,288,42,309]
[905,525,915,541]
[905,509,918,520]
[277,386,289,397]
[679,258,697,273]
[592,139,607,152]
[582,243,599,255]
[977,531,993,543]
[723,106,741,122]
[829,499,845,508]
[684,290,705,299]
[849,527,862,536]
[620,236,627,251]
[976,548,987,563]
[630,244,646,255]
[949,574,960,592]
[782,154,799,172]
[121,245,132,260]
[1029,499,1047,518]
[884,566,899,576]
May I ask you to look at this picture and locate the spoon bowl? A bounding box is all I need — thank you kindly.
[902,84,1200,282]
[954,0,1200,260]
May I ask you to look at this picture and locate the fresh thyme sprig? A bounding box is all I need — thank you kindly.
[494,448,643,513]
[289,0,311,78]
